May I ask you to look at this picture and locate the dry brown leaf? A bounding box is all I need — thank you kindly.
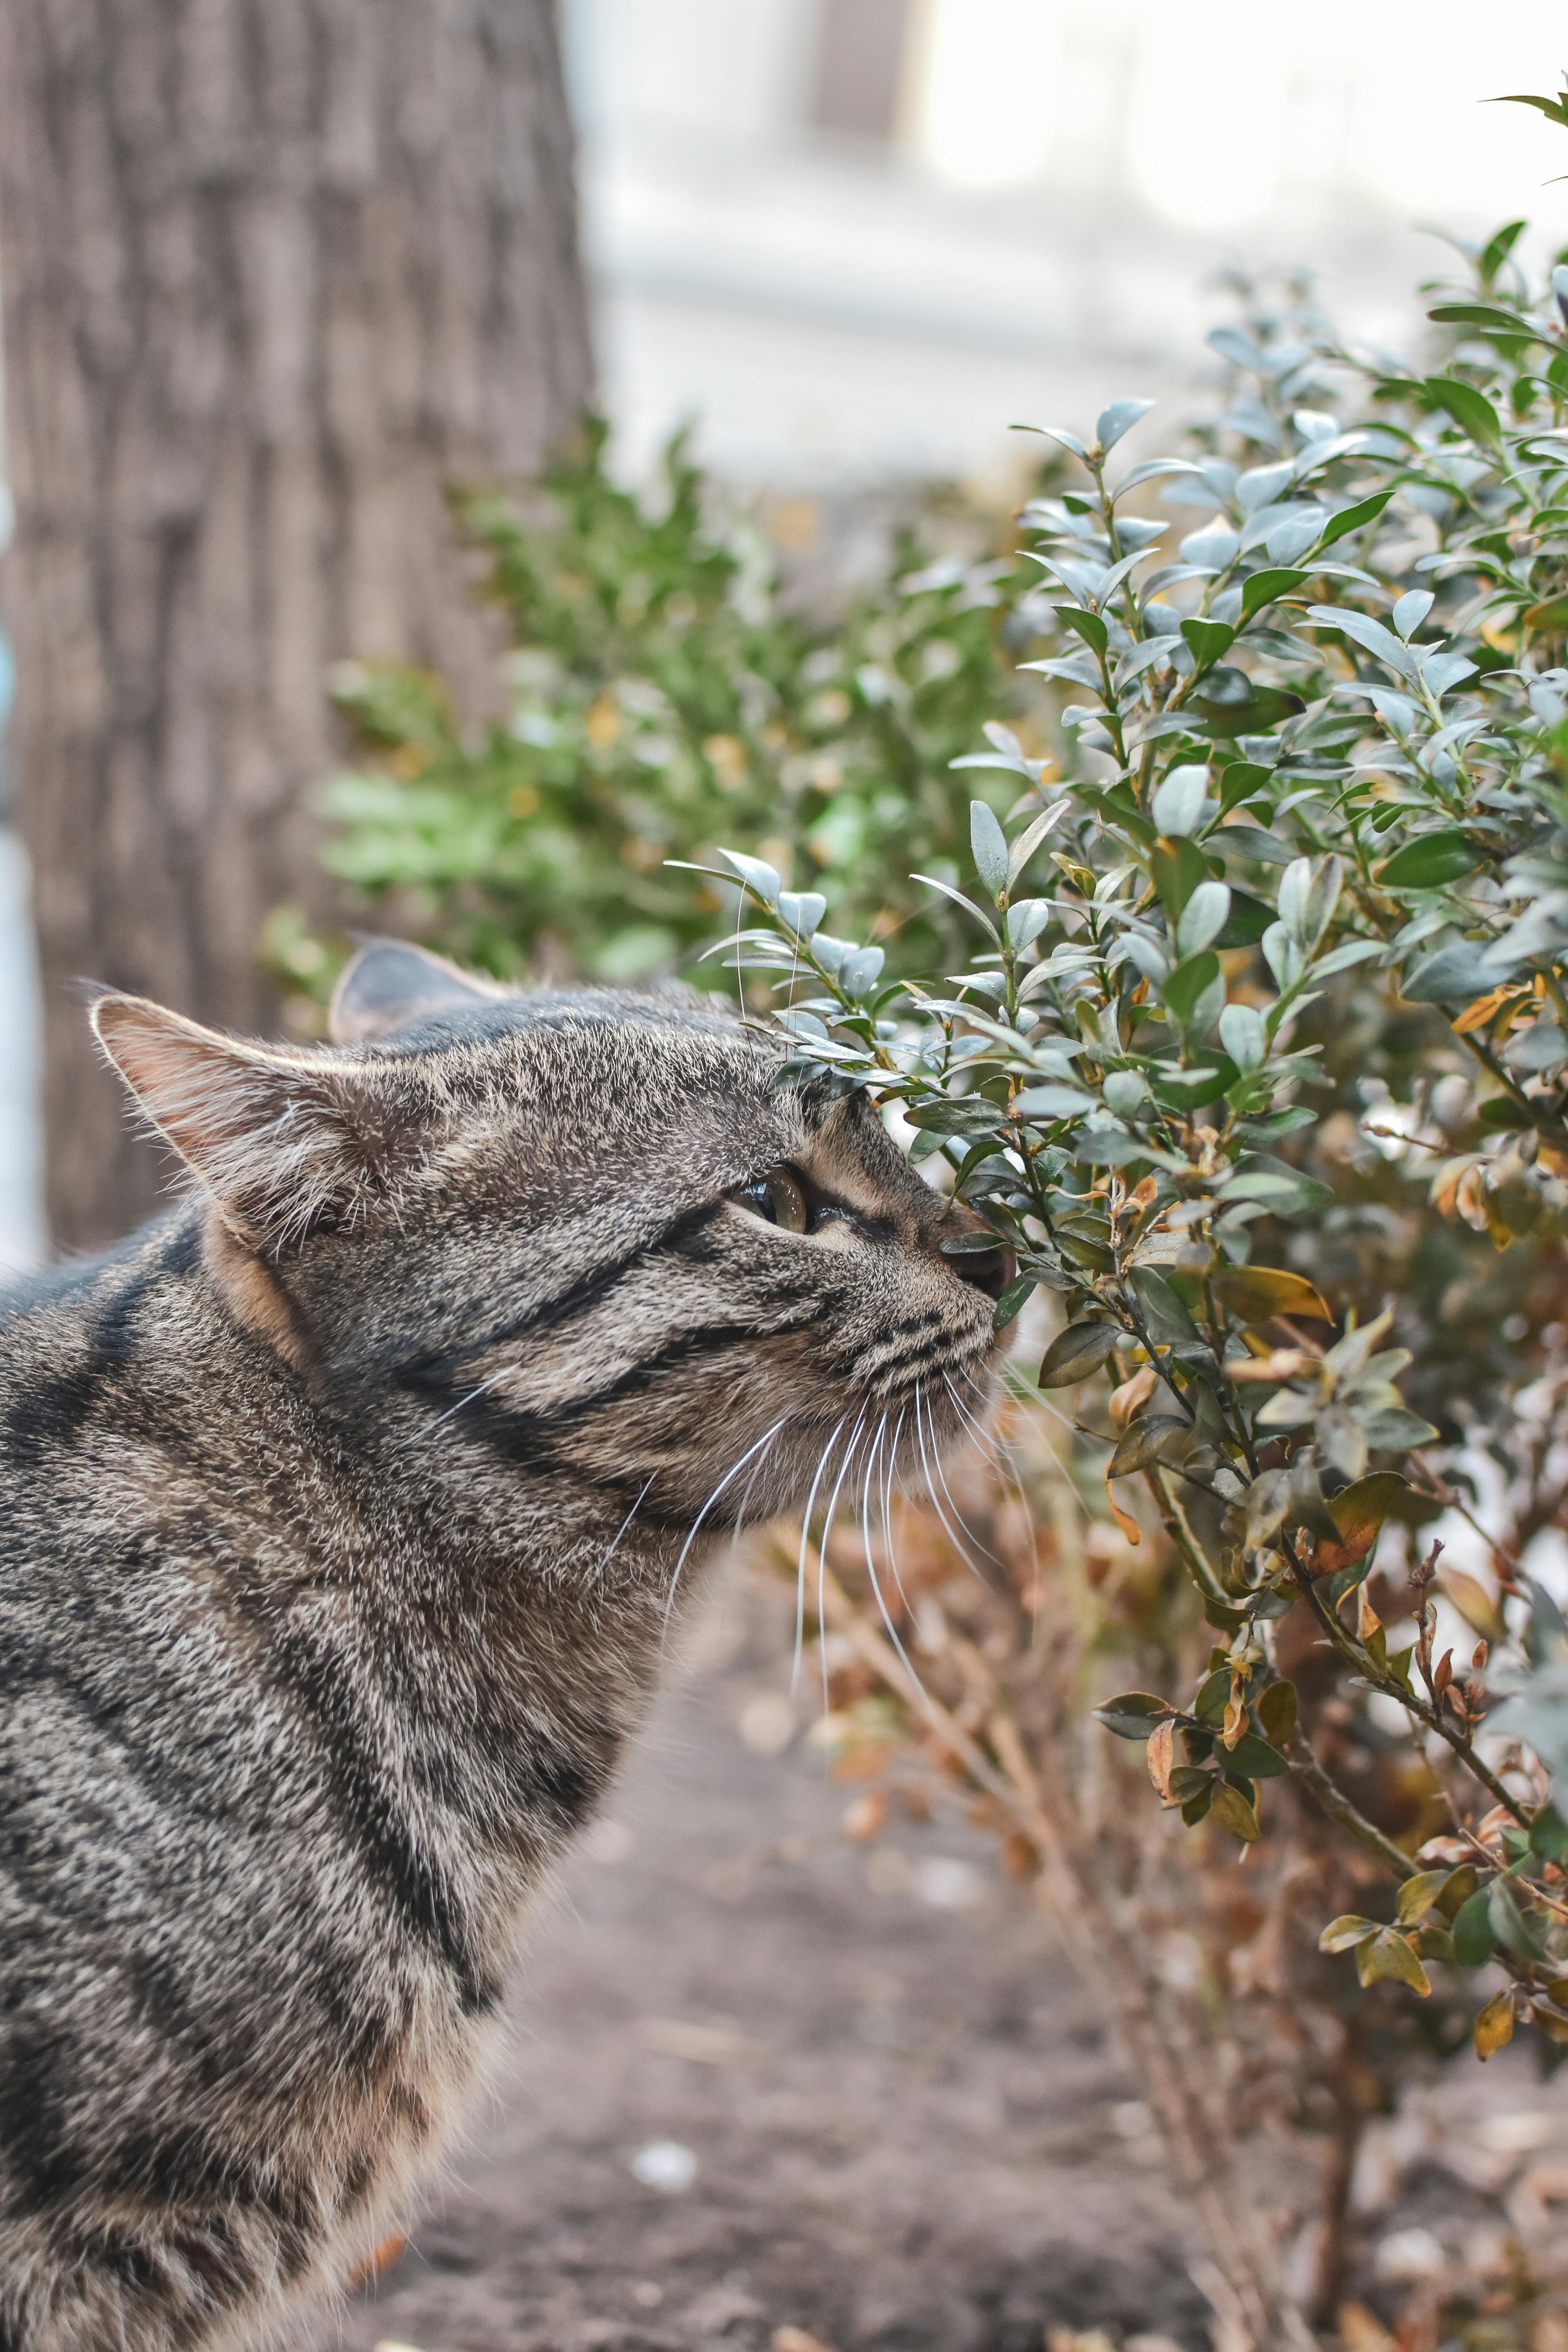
[1146,1717,1176,1800]
[1109,1364,1158,1430]
[1105,1474,1141,1546]
[1337,2302,1395,2352]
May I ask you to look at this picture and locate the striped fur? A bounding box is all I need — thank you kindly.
[0,946,1009,2350]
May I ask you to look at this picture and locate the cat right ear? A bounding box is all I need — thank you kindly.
[329,938,508,1045]
[90,991,406,1250]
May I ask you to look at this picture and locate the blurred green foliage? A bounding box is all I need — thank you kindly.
[295,417,1053,994]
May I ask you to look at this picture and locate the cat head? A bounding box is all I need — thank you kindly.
[91,945,1012,1524]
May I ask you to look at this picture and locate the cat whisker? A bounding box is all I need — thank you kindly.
[926,1397,1005,1571]
[942,1369,1006,1467]
[911,1381,992,1581]
[859,1474,929,1708]
[814,1401,870,1724]
[879,1404,912,1609]
[596,1472,658,1585]
[661,1413,792,1639]
[945,1371,1045,1608]
[792,1410,851,1695]
[405,1361,520,1448]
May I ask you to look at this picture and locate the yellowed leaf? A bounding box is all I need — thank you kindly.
[1211,1265,1332,1325]
[1440,1567,1506,1645]
[1208,1782,1260,1843]
[1452,984,1528,1037]
[1315,1473,1409,1578]
[1474,1988,1516,2059]
[1356,1927,1431,1995]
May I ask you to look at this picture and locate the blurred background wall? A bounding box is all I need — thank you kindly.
[563,0,1568,486]
[0,0,1566,1268]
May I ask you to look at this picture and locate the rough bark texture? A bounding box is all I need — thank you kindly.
[0,0,594,1249]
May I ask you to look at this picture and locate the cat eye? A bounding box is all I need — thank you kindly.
[733,1165,810,1233]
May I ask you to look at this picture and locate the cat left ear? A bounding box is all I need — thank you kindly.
[329,938,508,1045]
[91,992,403,1250]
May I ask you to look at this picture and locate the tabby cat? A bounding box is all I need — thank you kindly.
[0,943,1011,2352]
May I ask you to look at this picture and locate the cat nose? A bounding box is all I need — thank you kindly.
[953,1237,1016,1301]
[939,1215,1017,1302]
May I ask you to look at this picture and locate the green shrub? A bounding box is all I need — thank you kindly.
[716,126,1568,2058]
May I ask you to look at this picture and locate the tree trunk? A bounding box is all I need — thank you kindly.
[0,0,593,1250]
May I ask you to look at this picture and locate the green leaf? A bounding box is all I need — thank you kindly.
[1490,1877,1546,1959]
[1422,374,1504,451]
[1489,92,1568,127]
[1428,303,1540,337]
[1056,603,1109,655]
[971,801,1010,894]
[1188,668,1307,737]
[1181,617,1235,668]
[1038,1320,1120,1387]
[1193,1668,1230,1723]
[905,1097,1002,1136]
[992,1272,1038,1332]
[1128,1265,1200,1344]
[1213,889,1274,947]
[1093,1691,1175,1740]
[1160,950,1222,1029]
[1319,490,1394,547]
[1451,1885,1497,1967]
[1226,1731,1290,1780]
[1241,567,1310,619]
[1376,830,1482,889]
[1151,833,1214,918]
[1106,1414,1190,1478]
[1257,1680,1298,1748]
[1218,760,1272,811]
[1531,1804,1568,1862]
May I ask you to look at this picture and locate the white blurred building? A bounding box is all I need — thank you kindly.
[566,0,1568,490]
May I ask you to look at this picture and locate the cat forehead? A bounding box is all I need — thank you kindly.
[371,992,781,1106]
[368,996,912,1185]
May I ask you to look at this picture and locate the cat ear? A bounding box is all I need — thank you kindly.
[91,991,400,1249]
[329,938,508,1045]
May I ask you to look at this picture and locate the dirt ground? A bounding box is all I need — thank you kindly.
[323,1571,1568,2352]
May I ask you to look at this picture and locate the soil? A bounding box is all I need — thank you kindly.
[322,1571,1568,2352]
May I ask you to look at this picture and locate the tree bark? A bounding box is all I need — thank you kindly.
[0,0,593,1249]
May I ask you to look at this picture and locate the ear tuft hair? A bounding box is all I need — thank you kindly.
[91,993,400,1249]
[329,938,510,1045]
